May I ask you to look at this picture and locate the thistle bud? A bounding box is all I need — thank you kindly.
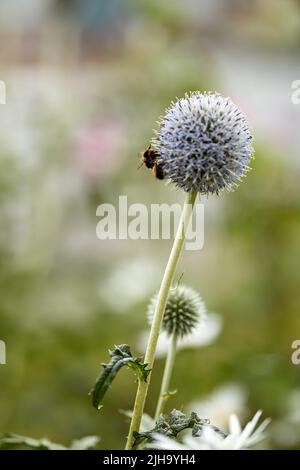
[148,285,206,338]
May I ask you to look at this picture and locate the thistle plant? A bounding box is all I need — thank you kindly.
[124,92,253,449]
[88,91,255,450]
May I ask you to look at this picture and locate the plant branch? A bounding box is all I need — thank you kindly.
[125,191,197,450]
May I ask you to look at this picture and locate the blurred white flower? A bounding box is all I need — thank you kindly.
[188,383,247,429]
[272,388,300,447]
[148,411,270,450]
[138,313,222,357]
[99,258,161,313]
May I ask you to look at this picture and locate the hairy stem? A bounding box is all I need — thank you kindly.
[154,333,177,420]
[125,191,197,450]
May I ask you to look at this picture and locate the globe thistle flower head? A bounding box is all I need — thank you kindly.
[153,92,253,195]
[148,285,206,338]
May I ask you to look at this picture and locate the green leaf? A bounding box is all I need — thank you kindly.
[132,409,226,449]
[90,344,150,410]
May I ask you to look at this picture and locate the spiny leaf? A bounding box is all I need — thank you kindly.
[132,409,226,449]
[90,344,150,410]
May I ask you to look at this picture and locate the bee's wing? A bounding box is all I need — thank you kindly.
[137,152,144,170]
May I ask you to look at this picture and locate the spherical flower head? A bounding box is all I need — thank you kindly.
[153,92,253,194]
[148,285,206,338]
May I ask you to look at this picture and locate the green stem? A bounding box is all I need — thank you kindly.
[125,191,197,450]
[154,333,177,420]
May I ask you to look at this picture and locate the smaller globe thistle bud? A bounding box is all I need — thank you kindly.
[148,285,206,338]
[153,92,254,195]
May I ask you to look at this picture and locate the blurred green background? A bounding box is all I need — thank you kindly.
[0,0,300,450]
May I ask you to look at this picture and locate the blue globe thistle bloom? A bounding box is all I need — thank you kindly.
[148,285,206,338]
[153,92,253,195]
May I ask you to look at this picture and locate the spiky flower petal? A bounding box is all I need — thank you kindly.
[148,285,206,338]
[153,92,253,194]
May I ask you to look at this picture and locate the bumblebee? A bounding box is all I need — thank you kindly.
[139,145,164,180]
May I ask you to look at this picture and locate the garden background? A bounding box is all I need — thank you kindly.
[0,0,300,449]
